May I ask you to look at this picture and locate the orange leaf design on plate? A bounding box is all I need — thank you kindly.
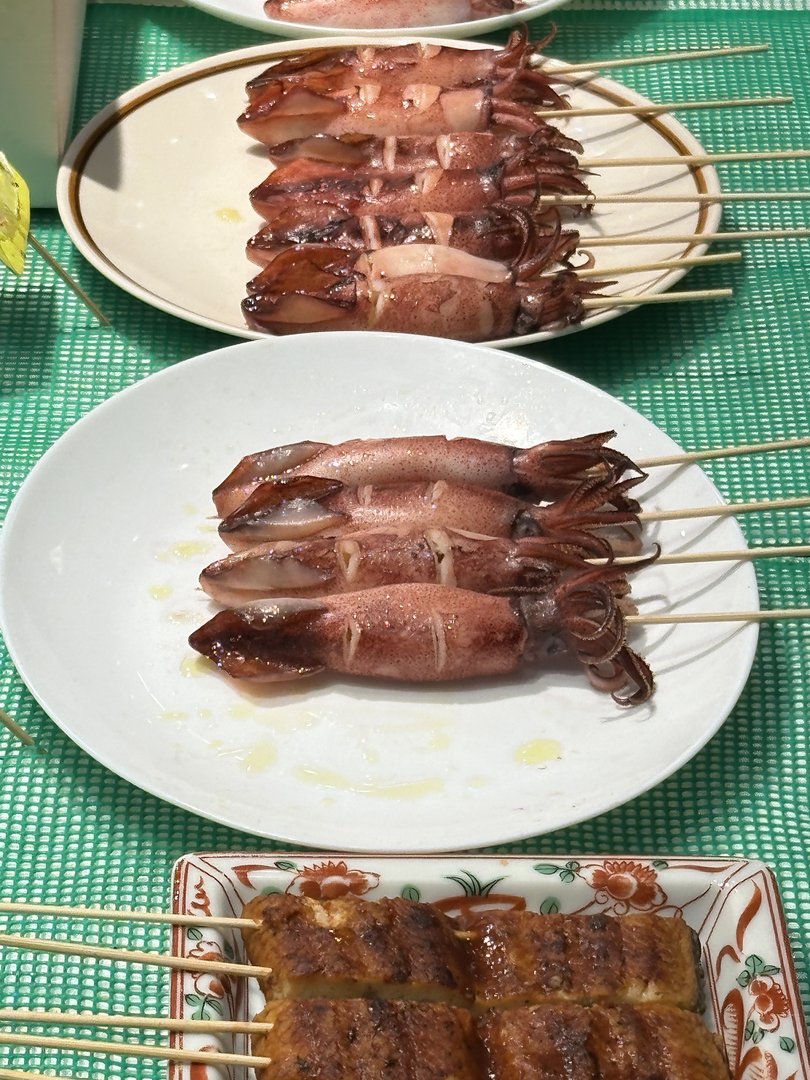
[191,876,212,917]
[232,863,275,887]
[738,1047,779,1080]
[721,986,746,1068]
[716,943,741,977]
[736,884,763,951]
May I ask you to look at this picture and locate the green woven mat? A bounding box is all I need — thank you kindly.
[2,1,810,1064]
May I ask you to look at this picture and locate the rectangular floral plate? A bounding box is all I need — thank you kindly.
[170,854,809,1080]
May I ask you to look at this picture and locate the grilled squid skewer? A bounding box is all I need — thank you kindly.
[247,30,559,101]
[217,473,642,552]
[212,432,641,518]
[199,530,644,605]
[247,206,579,268]
[265,130,584,171]
[188,578,653,705]
[249,157,592,230]
[242,245,606,341]
[239,79,559,145]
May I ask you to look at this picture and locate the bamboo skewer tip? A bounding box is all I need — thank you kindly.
[0,709,37,749]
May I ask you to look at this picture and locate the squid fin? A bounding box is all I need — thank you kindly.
[188,599,327,681]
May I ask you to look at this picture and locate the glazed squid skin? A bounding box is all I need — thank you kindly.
[212,432,641,518]
[264,130,584,172]
[263,0,521,29]
[187,577,654,705]
[238,79,559,145]
[247,204,583,270]
[249,156,591,229]
[242,245,605,341]
[216,472,643,552]
[247,206,579,269]
[199,531,635,605]
[247,30,558,101]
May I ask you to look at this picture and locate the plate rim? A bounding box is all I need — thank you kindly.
[56,36,721,345]
[0,333,758,852]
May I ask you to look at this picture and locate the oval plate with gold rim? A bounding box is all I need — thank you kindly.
[57,37,721,347]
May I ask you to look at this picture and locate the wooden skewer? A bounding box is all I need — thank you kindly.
[576,252,740,278]
[638,435,810,468]
[28,235,110,328]
[0,1032,270,1068]
[0,899,255,929]
[0,709,35,748]
[639,494,810,523]
[580,148,810,168]
[628,608,810,625]
[589,228,810,246]
[0,931,270,978]
[582,289,731,308]
[600,544,810,566]
[0,1008,271,1034]
[549,42,769,74]
[535,95,791,119]
[541,192,810,205]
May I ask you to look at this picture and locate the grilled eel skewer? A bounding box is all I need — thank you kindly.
[241,893,702,1011]
[239,893,729,1079]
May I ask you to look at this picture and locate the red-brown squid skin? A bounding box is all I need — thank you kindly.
[212,433,643,518]
[216,472,643,554]
[238,78,561,146]
[199,530,646,605]
[246,207,580,269]
[247,30,558,102]
[249,156,592,230]
[187,578,654,705]
[242,245,607,341]
[264,131,584,172]
[263,0,522,30]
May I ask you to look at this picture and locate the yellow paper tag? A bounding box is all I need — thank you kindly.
[0,152,31,275]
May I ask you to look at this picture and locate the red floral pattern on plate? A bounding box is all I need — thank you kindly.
[171,854,809,1080]
[287,860,380,899]
[586,860,667,911]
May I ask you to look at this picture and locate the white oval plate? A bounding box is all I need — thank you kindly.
[183,0,571,39]
[0,334,758,852]
[57,38,720,348]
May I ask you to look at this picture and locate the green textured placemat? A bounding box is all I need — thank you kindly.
[1,2,810,1069]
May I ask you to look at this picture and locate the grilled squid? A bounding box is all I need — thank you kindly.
[239,79,562,146]
[217,472,643,553]
[199,531,648,605]
[242,245,605,340]
[249,155,591,230]
[248,30,559,101]
[265,130,584,171]
[212,433,641,518]
[247,205,578,271]
[188,577,654,705]
[263,0,522,29]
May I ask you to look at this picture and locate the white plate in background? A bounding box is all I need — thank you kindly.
[183,0,572,39]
